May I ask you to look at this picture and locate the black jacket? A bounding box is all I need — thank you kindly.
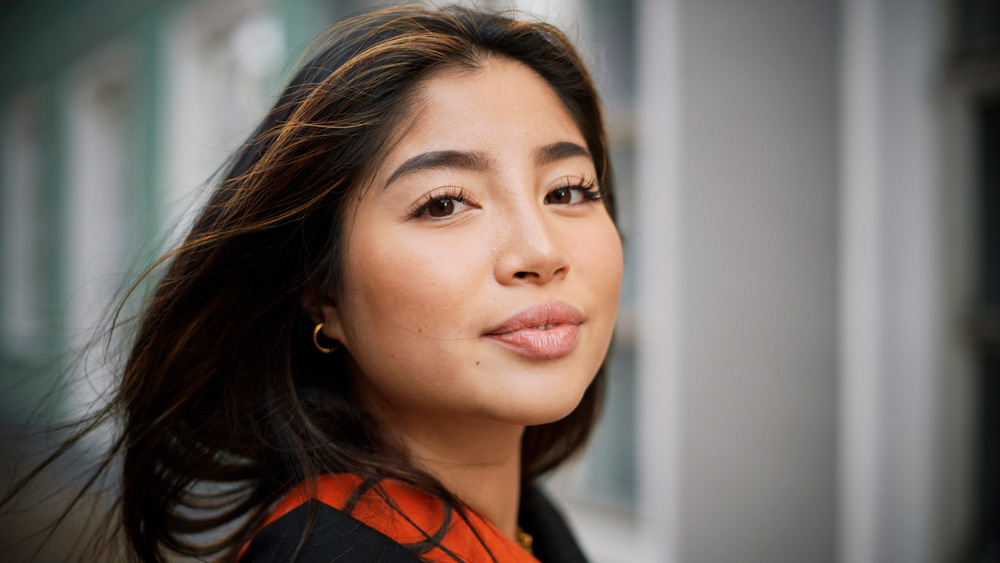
[241,485,590,562]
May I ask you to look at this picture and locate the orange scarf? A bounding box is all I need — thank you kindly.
[240,474,540,563]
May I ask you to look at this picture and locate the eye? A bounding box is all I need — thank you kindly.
[427,197,458,217]
[410,188,472,219]
[544,180,603,205]
[545,186,577,205]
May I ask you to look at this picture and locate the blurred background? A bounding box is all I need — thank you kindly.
[0,0,994,561]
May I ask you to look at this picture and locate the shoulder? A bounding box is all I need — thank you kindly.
[519,485,590,563]
[240,499,423,563]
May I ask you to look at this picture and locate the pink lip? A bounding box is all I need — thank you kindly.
[483,301,583,359]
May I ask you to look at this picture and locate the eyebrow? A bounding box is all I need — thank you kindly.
[535,141,591,165]
[383,150,490,190]
[382,141,592,190]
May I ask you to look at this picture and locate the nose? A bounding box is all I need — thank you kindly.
[494,205,570,285]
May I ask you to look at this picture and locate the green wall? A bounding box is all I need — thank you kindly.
[0,0,334,423]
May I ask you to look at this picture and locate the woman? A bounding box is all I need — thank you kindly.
[18,4,623,562]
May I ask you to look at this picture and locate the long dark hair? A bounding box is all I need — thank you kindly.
[8,5,615,562]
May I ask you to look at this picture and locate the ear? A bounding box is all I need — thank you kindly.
[302,288,347,344]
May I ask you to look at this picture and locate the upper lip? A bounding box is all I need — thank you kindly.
[484,301,584,335]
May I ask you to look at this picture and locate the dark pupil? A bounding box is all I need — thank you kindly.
[548,188,571,204]
[429,198,454,217]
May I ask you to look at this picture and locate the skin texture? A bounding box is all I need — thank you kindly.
[315,58,623,537]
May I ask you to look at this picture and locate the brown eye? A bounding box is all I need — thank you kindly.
[411,189,472,219]
[545,187,572,204]
[427,198,455,217]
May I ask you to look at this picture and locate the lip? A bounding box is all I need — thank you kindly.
[483,301,583,359]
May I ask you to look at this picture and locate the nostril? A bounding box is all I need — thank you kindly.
[514,271,529,279]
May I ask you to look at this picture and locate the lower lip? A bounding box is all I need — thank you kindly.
[484,324,581,359]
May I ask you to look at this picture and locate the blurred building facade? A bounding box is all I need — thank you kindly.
[0,0,993,562]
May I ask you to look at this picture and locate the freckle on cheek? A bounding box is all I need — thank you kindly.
[475,361,480,366]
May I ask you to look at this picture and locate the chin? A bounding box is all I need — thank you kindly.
[489,362,601,425]
[482,388,589,427]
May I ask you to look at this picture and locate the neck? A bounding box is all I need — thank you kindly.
[388,414,525,539]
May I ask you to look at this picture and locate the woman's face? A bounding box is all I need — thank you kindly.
[319,58,622,428]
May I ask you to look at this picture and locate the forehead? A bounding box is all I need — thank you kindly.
[372,58,588,179]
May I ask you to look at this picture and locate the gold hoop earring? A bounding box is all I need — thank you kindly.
[312,323,338,354]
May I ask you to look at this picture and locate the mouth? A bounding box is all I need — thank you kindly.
[483,301,583,359]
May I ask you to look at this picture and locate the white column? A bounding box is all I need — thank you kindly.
[839,0,941,561]
[839,0,883,560]
[635,0,683,561]
[162,0,284,242]
[1,95,46,356]
[65,47,133,417]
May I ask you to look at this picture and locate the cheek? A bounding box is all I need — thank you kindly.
[338,227,486,356]
[579,218,624,300]
[335,225,501,414]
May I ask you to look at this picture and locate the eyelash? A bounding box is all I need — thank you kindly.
[562,178,605,202]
